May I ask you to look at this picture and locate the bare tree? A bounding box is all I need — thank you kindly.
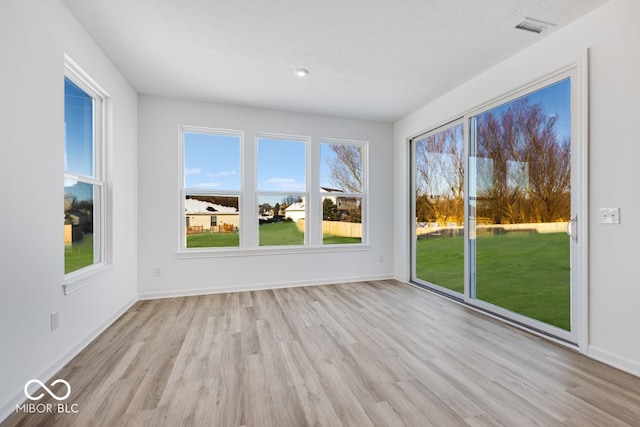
[414,125,464,225]
[475,99,570,224]
[328,144,363,193]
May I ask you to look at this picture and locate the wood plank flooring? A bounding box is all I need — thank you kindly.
[4,280,640,426]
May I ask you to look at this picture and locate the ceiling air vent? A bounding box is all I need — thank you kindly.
[514,17,555,34]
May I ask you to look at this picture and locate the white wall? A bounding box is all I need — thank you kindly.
[137,96,394,298]
[0,0,138,419]
[394,0,640,376]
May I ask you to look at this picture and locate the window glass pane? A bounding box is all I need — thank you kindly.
[322,196,362,244]
[64,77,94,177]
[185,195,240,248]
[257,138,306,191]
[320,143,363,193]
[414,123,465,294]
[64,180,98,273]
[470,78,572,330]
[258,194,304,246]
[184,133,240,191]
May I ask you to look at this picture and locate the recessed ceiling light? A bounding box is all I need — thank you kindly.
[294,68,309,77]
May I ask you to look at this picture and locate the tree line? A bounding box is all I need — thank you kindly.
[415,99,571,226]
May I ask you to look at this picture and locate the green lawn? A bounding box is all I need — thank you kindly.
[187,231,239,248]
[416,232,570,330]
[259,221,304,246]
[186,223,361,247]
[323,235,362,244]
[65,234,94,274]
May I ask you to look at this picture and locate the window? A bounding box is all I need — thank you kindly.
[412,122,464,293]
[320,140,366,244]
[257,135,307,246]
[182,128,242,249]
[178,130,368,254]
[64,66,106,277]
[410,64,584,344]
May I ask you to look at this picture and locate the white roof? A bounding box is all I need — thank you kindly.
[285,202,305,211]
[185,198,237,214]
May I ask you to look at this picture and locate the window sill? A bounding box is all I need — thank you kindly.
[63,263,114,295]
[176,244,369,259]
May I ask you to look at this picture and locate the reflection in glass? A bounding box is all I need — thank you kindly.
[470,78,571,330]
[414,124,465,294]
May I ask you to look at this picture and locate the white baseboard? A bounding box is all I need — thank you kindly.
[0,297,138,423]
[138,274,394,300]
[588,345,640,378]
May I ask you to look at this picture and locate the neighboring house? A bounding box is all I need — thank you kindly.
[284,202,305,223]
[185,198,239,232]
[321,187,360,221]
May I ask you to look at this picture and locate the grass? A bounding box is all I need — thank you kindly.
[186,223,361,247]
[416,232,570,330]
[65,234,94,274]
[323,235,362,244]
[259,221,304,246]
[187,231,239,248]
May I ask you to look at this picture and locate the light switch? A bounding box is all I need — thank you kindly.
[598,208,620,224]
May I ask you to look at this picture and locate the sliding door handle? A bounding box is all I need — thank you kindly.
[567,215,578,243]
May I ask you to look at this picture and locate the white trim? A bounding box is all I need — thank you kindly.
[63,56,110,290]
[138,274,393,300]
[588,346,640,378]
[179,127,244,251]
[63,264,114,295]
[0,297,136,423]
[319,139,368,246]
[176,243,370,259]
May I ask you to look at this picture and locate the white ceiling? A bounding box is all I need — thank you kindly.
[61,0,608,123]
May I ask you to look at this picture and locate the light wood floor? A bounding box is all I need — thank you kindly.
[4,280,640,426]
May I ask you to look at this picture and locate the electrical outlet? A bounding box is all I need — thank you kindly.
[154,267,161,276]
[51,313,59,331]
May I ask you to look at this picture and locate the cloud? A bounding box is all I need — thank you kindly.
[266,177,304,190]
[209,170,237,177]
[195,182,221,189]
[185,167,201,175]
[267,177,295,184]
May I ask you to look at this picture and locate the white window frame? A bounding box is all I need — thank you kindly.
[255,133,310,247]
[176,132,370,258]
[63,56,111,295]
[320,138,368,246]
[179,126,244,252]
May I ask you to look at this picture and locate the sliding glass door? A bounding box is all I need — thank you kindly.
[411,66,584,344]
[412,121,465,296]
[469,78,573,332]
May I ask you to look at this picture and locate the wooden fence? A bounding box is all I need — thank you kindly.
[416,222,568,237]
[297,219,362,238]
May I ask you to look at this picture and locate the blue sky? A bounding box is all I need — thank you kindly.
[481,77,571,141]
[257,138,306,191]
[185,134,320,193]
[184,132,241,190]
[64,77,94,177]
[64,77,94,203]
